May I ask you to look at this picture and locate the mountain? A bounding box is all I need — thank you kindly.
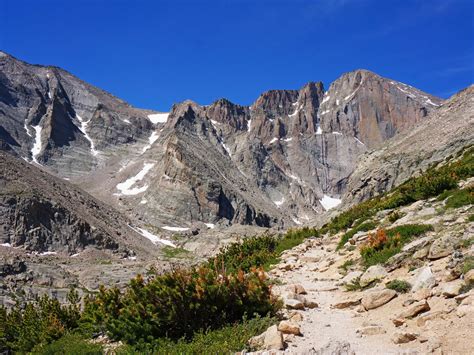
[343,85,474,206]
[0,52,442,232]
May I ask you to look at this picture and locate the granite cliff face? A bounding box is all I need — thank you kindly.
[343,85,474,206]
[0,52,442,230]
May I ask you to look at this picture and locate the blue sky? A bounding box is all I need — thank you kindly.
[1,0,473,111]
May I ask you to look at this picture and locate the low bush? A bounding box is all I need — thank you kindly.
[360,224,433,267]
[0,291,81,353]
[339,259,355,273]
[81,267,279,344]
[31,333,102,354]
[208,227,319,273]
[386,279,411,293]
[388,210,405,223]
[445,187,474,209]
[117,315,276,354]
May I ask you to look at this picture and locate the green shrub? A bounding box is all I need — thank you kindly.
[0,291,81,353]
[386,279,411,293]
[360,224,433,267]
[463,256,474,274]
[81,267,279,344]
[468,214,474,222]
[388,210,405,223]
[325,146,473,235]
[31,333,102,354]
[338,259,355,273]
[445,187,474,209]
[117,315,275,354]
[208,227,319,273]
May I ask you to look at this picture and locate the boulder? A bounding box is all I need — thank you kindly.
[413,247,429,260]
[411,266,436,291]
[278,321,301,335]
[361,289,397,310]
[397,300,430,319]
[289,311,304,322]
[248,325,284,350]
[416,310,446,327]
[412,288,431,301]
[359,265,387,287]
[314,340,355,355]
[392,332,418,344]
[441,280,464,298]
[332,296,362,309]
[392,318,405,327]
[428,236,454,259]
[285,298,305,310]
[464,269,474,284]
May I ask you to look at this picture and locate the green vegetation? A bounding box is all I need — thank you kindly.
[388,210,405,223]
[162,246,191,259]
[462,256,474,274]
[116,315,275,354]
[444,187,474,209]
[32,334,103,354]
[386,279,411,293]
[0,291,81,353]
[337,221,377,250]
[345,277,363,291]
[208,227,319,273]
[326,146,473,236]
[338,259,355,273]
[468,214,474,222]
[360,224,433,267]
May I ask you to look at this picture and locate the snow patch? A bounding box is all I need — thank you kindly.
[116,163,155,195]
[76,114,99,156]
[354,136,365,145]
[129,225,176,247]
[247,119,252,132]
[283,137,293,142]
[39,251,57,256]
[205,223,215,229]
[321,95,330,104]
[0,243,12,247]
[336,99,340,105]
[273,197,285,207]
[319,194,342,210]
[320,110,330,115]
[24,122,32,137]
[425,98,440,107]
[332,131,343,135]
[269,137,279,144]
[142,131,160,153]
[140,198,147,204]
[316,125,323,135]
[222,143,232,156]
[148,113,169,124]
[31,124,43,164]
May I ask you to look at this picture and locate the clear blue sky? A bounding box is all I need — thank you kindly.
[1,0,473,111]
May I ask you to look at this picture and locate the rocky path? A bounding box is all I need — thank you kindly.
[252,199,474,354]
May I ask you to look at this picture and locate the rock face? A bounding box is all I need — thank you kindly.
[343,85,474,206]
[0,52,443,229]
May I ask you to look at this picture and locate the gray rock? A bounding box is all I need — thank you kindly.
[412,266,437,291]
[428,236,455,259]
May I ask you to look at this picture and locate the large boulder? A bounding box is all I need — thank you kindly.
[248,325,284,351]
[278,321,301,335]
[397,300,430,319]
[361,289,397,310]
